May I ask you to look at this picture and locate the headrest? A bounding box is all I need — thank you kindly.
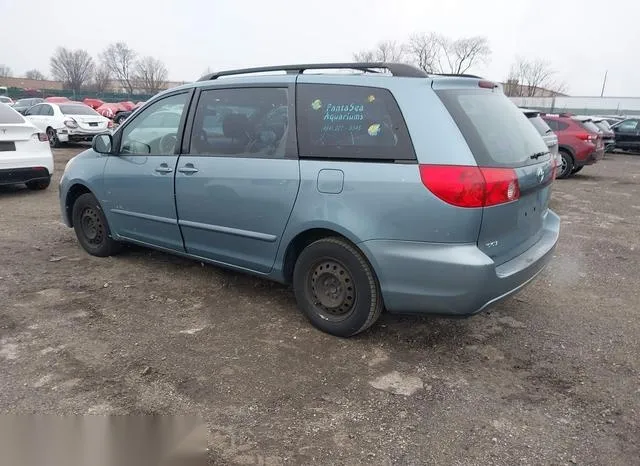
[222,113,250,139]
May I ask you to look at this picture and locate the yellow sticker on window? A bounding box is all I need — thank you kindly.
[311,99,322,110]
[368,124,381,136]
[367,95,376,103]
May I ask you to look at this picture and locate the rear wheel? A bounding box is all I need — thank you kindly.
[47,127,60,148]
[293,237,383,337]
[26,178,50,190]
[571,166,583,174]
[557,150,574,179]
[72,193,121,257]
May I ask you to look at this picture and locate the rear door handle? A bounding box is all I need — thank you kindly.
[178,164,199,174]
[154,164,173,174]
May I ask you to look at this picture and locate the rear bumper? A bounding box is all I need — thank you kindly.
[576,148,603,167]
[0,167,51,186]
[359,210,560,316]
[57,128,103,143]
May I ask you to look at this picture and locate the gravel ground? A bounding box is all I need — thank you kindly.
[0,147,638,465]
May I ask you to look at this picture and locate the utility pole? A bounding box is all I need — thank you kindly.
[600,70,608,97]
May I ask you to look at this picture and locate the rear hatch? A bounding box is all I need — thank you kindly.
[0,104,40,152]
[434,83,555,265]
[59,105,108,131]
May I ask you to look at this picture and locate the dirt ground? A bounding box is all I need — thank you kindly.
[1,147,639,465]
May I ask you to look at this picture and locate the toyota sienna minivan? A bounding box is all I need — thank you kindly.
[59,63,560,337]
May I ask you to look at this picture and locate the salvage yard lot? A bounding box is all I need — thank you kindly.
[1,147,639,464]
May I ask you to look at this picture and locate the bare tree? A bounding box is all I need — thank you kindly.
[0,65,12,78]
[504,58,567,97]
[407,33,443,73]
[49,47,95,92]
[353,40,406,63]
[101,42,137,94]
[25,69,46,80]
[135,56,168,94]
[439,36,491,74]
[91,64,112,93]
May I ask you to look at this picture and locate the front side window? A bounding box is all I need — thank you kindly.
[616,119,638,132]
[189,87,289,158]
[120,93,188,155]
[296,84,415,160]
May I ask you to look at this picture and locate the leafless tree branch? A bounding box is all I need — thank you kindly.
[407,33,443,73]
[503,57,567,97]
[0,64,13,78]
[135,56,168,94]
[90,64,112,93]
[49,47,94,92]
[353,40,406,63]
[25,69,46,80]
[100,42,137,94]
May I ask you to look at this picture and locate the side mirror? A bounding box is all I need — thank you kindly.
[92,133,113,154]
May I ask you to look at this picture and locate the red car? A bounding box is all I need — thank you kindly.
[541,114,604,178]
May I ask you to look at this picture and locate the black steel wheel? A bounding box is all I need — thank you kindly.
[72,193,121,257]
[293,237,383,337]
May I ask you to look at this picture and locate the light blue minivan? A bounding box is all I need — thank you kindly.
[59,63,560,337]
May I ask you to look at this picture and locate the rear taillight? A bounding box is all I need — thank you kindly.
[576,132,595,141]
[107,120,114,129]
[64,118,78,129]
[551,156,558,180]
[419,165,520,208]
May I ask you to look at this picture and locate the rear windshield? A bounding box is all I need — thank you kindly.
[527,114,553,136]
[60,105,99,116]
[0,103,25,124]
[436,89,548,167]
[577,120,601,134]
[595,120,611,131]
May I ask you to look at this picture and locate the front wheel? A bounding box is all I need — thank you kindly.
[47,127,60,148]
[72,193,122,257]
[557,150,574,179]
[293,237,383,337]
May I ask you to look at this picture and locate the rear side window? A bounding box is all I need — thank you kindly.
[436,89,548,167]
[543,118,569,131]
[42,105,54,116]
[615,120,638,132]
[296,84,415,161]
[0,103,25,124]
[189,87,290,158]
[577,120,602,134]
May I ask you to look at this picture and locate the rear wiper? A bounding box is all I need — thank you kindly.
[530,151,550,160]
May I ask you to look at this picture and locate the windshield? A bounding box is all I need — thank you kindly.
[436,89,548,167]
[578,120,602,134]
[527,114,553,135]
[59,105,99,116]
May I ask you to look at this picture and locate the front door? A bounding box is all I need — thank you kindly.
[615,119,640,151]
[102,92,191,252]
[175,84,300,273]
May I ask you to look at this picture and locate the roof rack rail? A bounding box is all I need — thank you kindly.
[432,73,484,79]
[197,62,428,81]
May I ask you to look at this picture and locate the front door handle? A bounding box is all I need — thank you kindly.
[178,164,199,174]
[154,164,173,174]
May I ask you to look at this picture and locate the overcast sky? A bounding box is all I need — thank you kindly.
[2,0,639,96]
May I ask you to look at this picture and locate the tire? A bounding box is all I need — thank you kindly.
[72,193,121,257]
[557,150,574,179]
[26,178,50,190]
[571,166,583,174]
[47,127,60,148]
[293,237,383,337]
[114,114,126,125]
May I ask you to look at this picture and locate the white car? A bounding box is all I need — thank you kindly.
[24,102,112,147]
[0,103,54,190]
[0,96,14,105]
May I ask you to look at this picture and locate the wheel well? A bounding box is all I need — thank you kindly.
[65,184,92,227]
[558,146,575,161]
[282,228,354,284]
